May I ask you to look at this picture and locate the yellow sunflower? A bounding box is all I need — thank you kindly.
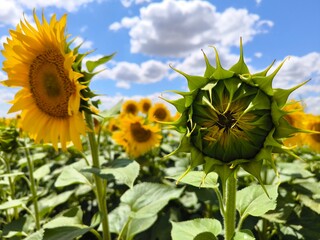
[283,100,306,147]
[1,11,87,150]
[138,98,152,114]
[148,103,171,122]
[121,99,139,116]
[304,114,320,152]
[112,115,162,158]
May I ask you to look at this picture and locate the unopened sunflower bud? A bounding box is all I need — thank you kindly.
[164,39,308,185]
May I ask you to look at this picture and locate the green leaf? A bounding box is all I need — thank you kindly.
[236,184,278,218]
[167,171,219,188]
[33,163,51,181]
[194,232,217,240]
[171,218,222,240]
[0,199,24,210]
[297,194,320,214]
[38,191,74,217]
[43,226,92,240]
[127,216,158,240]
[24,230,44,240]
[233,230,255,240]
[55,167,91,188]
[83,159,140,188]
[121,182,183,219]
[86,53,116,72]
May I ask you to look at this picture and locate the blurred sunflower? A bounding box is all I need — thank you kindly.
[283,100,306,147]
[304,114,320,152]
[107,117,120,133]
[112,115,162,158]
[121,99,139,115]
[1,10,86,150]
[148,103,171,122]
[139,98,152,114]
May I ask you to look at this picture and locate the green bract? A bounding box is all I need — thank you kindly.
[164,40,307,185]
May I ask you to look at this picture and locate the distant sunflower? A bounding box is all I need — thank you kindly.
[148,103,171,122]
[107,117,120,133]
[112,115,162,158]
[1,11,87,150]
[283,100,306,147]
[304,115,320,152]
[139,98,152,114]
[122,99,139,115]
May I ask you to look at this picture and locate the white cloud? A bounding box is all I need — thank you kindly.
[120,0,151,8]
[254,52,263,58]
[109,17,140,31]
[72,36,93,49]
[98,59,169,88]
[110,0,273,57]
[0,0,25,26]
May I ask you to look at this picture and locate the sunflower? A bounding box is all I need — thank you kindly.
[1,11,87,150]
[148,103,171,122]
[304,114,320,152]
[283,100,306,147]
[112,115,162,158]
[121,99,139,116]
[139,98,152,114]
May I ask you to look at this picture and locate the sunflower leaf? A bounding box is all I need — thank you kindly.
[86,53,116,73]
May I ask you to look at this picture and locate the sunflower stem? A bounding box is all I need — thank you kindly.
[24,143,41,230]
[223,174,237,240]
[85,112,111,240]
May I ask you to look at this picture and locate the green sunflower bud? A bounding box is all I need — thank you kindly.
[164,39,308,185]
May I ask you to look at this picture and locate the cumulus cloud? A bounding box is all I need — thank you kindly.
[110,0,273,57]
[72,36,93,49]
[0,0,25,26]
[98,60,169,88]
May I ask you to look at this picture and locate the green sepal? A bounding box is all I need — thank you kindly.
[86,53,116,73]
[274,117,300,139]
[241,160,269,198]
[252,60,275,77]
[163,135,191,159]
[162,112,188,134]
[202,49,216,78]
[168,89,198,108]
[171,65,209,91]
[273,80,310,108]
[160,96,186,113]
[211,47,234,80]
[229,38,249,74]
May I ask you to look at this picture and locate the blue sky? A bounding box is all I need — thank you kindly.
[1,0,320,116]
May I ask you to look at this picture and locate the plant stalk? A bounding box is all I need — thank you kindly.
[24,145,41,230]
[85,112,111,240]
[223,174,237,240]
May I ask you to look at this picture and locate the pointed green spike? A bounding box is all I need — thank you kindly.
[202,49,216,78]
[251,75,274,96]
[274,117,301,139]
[241,160,270,198]
[253,60,276,77]
[170,65,209,91]
[210,46,235,80]
[273,80,310,108]
[229,38,250,74]
[159,96,186,113]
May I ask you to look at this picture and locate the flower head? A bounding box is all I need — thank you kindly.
[139,98,152,114]
[122,99,139,116]
[148,103,171,122]
[164,39,308,185]
[112,115,162,158]
[1,10,87,150]
[304,115,320,152]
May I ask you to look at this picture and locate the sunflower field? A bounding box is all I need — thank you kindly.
[1,10,320,240]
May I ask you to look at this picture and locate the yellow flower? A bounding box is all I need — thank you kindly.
[283,100,306,147]
[107,117,120,133]
[304,114,320,152]
[139,98,152,114]
[148,103,171,122]
[121,99,139,115]
[1,11,87,150]
[112,115,162,158]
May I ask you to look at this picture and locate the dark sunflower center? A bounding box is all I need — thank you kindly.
[126,104,138,114]
[154,108,167,121]
[29,48,75,118]
[130,122,151,142]
[217,111,237,131]
[311,122,320,142]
